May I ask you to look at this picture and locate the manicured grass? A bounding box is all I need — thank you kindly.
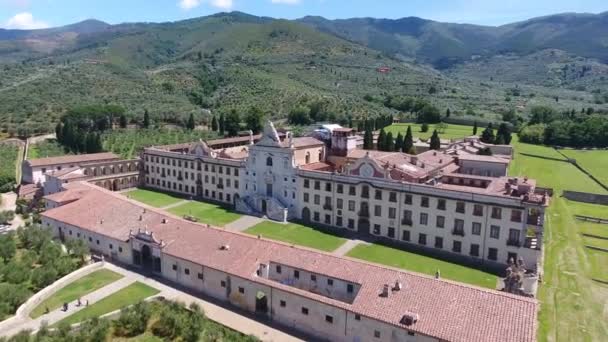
[168,201,241,226]
[346,244,497,289]
[244,221,346,252]
[509,138,608,341]
[561,149,608,187]
[385,123,475,140]
[31,269,124,319]
[57,282,160,326]
[579,222,608,238]
[124,188,184,208]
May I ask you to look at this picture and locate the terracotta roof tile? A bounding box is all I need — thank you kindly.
[26,153,120,167]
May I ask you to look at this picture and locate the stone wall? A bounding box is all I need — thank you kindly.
[562,190,608,205]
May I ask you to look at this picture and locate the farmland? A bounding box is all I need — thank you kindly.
[0,143,20,192]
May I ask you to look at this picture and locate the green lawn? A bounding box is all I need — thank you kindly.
[31,269,124,319]
[124,188,184,208]
[168,201,241,226]
[583,236,608,250]
[27,140,67,160]
[385,123,475,140]
[244,221,346,252]
[57,282,160,326]
[509,139,608,341]
[346,244,497,289]
[561,149,608,187]
[580,222,608,238]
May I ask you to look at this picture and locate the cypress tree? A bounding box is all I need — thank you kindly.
[395,132,404,152]
[211,116,218,131]
[473,121,478,135]
[55,122,63,143]
[430,130,441,150]
[403,126,413,153]
[143,109,150,129]
[363,129,373,150]
[119,114,128,129]
[446,108,451,117]
[480,123,495,143]
[187,113,196,130]
[377,129,386,151]
[496,123,512,145]
[386,132,395,151]
[219,113,225,135]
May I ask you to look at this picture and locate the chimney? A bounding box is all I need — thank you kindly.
[381,284,390,297]
[162,218,168,224]
[411,156,418,165]
[393,280,402,291]
[100,219,104,224]
[435,270,440,279]
[400,312,419,326]
[139,215,143,221]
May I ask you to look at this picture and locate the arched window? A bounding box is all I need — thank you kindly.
[305,152,311,164]
[266,156,273,167]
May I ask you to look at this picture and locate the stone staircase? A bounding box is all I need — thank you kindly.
[235,195,292,223]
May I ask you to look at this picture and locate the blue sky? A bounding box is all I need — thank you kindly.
[1,0,606,29]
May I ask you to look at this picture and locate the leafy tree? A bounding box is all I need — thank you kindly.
[143,109,150,129]
[245,107,265,134]
[377,129,386,151]
[0,233,16,261]
[0,210,14,225]
[119,115,128,129]
[113,302,151,337]
[473,121,478,135]
[211,116,218,131]
[403,126,414,153]
[420,123,429,133]
[480,124,495,144]
[529,106,556,124]
[395,132,404,152]
[435,122,448,134]
[288,106,312,125]
[496,123,512,145]
[65,238,89,265]
[186,113,196,130]
[429,130,441,150]
[386,132,395,151]
[224,110,241,137]
[31,266,58,290]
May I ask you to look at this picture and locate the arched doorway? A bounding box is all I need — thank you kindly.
[255,291,268,314]
[302,207,311,223]
[358,218,370,235]
[261,200,267,214]
[141,245,153,271]
[234,194,240,206]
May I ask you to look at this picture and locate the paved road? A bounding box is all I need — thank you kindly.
[0,192,24,233]
[160,200,189,210]
[225,215,265,232]
[332,239,369,256]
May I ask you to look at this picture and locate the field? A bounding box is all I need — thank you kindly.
[27,140,68,160]
[0,143,19,191]
[123,188,184,208]
[560,149,608,187]
[30,269,124,318]
[168,201,242,226]
[346,244,497,288]
[508,138,608,342]
[244,221,346,252]
[102,128,217,159]
[57,281,160,326]
[385,123,476,140]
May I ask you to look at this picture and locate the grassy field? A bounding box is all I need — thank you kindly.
[346,244,497,288]
[509,138,608,342]
[244,221,346,252]
[27,140,68,160]
[57,282,160,326]
[0,143,19,191]
[30,269,124,319]
[560,149,608,188]
[168,201,241,226]
[124,188,184,208]
[385,123,476,140]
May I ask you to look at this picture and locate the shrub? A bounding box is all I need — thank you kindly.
[518,124,546,144]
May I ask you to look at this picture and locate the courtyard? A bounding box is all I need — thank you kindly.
[168,201,242,226]
[123,188,185,208]
[244,221,347,252]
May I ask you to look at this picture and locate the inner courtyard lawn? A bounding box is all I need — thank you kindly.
[124,188,184,208]
[346,244,497,289]
[168,201,242,226]
[31,269,124,319]
[385,123,475,140]
[244,221,346,252]
[57,282,160,326]
[509,138,608,342]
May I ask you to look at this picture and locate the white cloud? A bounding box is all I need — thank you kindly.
[178,0,233,10]
[4,12,49,29]
[271,0,302,4]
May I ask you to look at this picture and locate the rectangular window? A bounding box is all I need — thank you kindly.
[324,214,331,224]
[355,314,361,321]
[402,210,412,226]
[276,265,282,274]
[314,181,320,190]
[435,236,443,249]
[325,183,332,192]
[453,219,465,235]
[389,192,397,202]
[456,202,466,214]
[184,268,190,275]
[490,225,500,239]
[374,205,382,217]
[294,270,300,279]
[488,248,498,261]
[491,207,502,219]
[314,212,320,222]
[301,307,309,315]
[314,195,320,205]
[452,240,462,253]
[508,229,521,246]
[172,264,177,271]
[511,210,522,222]
[373,224,381,235]
[472,222,482,235]
[374,330,381,338]
[419,213,428,225]
[402,230,410,241]
[349,186,356,196]
[336,216,343,226]
[311,274,317,282]
[404,194,412,205]
[389,208,396,219]
[348,219,355,229]
[303,193,309,203]
[388,227,395,238]
[470,244,480,257]
[326,315,334,324]
[347,284,354,293]
[436,215,445,228]
[337,184,343,193]
[437,199,446,210]
[361,186,369,198]
[421,197,429,207]
[473,204,484,216]
[348,200,355,211]
[418,233,427,245]
[280,300,286,307]
[197,273,204,280]
[375,190,382,200]
[337,198,343,209]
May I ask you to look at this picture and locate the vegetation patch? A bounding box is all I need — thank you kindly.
[244,221,346,252]
[346,244,497,289]
[27,140,68,160]
[30,269,124,319]
[124,188,184,208]
[560,149,608,188]
[385,123,475,140]
[167,201,241,227]
[57,281,160,326]
[0,143,19,192]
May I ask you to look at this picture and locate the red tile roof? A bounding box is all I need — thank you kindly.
[26,153,120,167]
[41,183,537,342]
